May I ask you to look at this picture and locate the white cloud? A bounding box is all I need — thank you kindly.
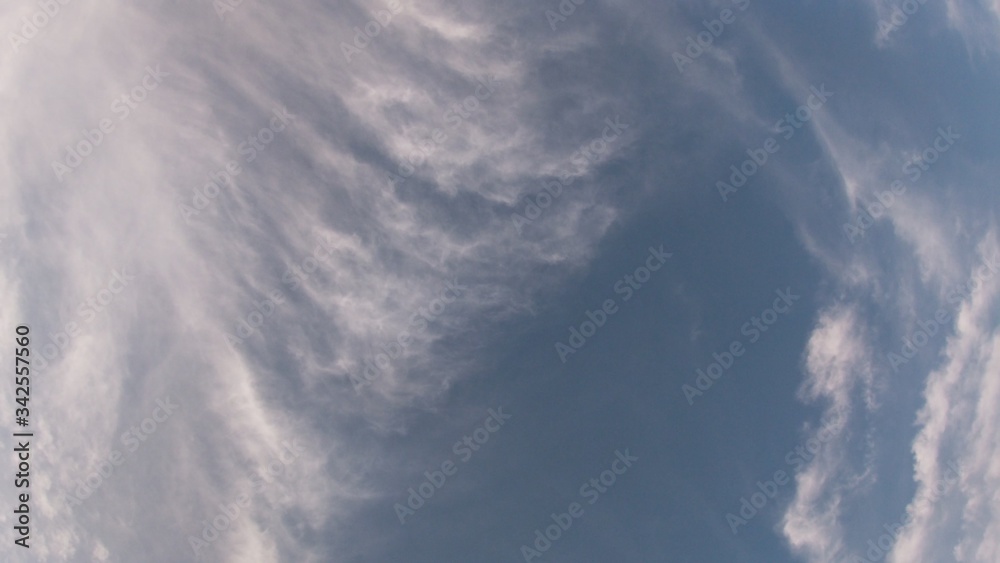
[754,26,1000,561]
[891,239,1000,563]
[0,0,641,560]
[781,305,872,563]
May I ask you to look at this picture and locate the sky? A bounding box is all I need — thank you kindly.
[1,0,999,562]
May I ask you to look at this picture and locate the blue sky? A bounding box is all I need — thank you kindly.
[2,0,999,562]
